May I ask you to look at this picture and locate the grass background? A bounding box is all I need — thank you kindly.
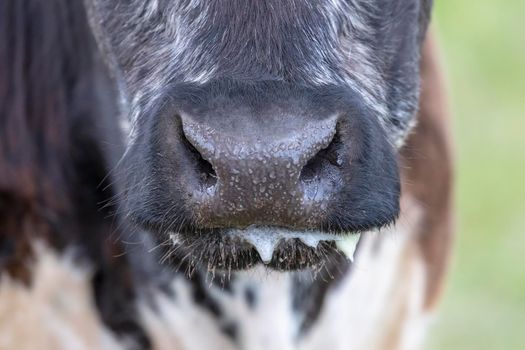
[428,1,525,349]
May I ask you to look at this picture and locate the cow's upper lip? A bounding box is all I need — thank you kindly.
[170,225,362,266]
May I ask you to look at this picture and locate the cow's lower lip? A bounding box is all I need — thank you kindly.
[169,226,362,269]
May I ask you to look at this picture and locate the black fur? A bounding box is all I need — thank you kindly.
[0,0,149,347]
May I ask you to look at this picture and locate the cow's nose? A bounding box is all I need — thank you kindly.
[180,116,342,229]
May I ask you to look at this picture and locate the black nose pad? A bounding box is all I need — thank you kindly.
[180,116,342,228]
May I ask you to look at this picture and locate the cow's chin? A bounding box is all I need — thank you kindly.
[159,226,362,272]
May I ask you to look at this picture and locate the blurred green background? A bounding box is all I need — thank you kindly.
[428,1,525,349]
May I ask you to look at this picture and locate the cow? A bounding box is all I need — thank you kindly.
[0,0,454,349]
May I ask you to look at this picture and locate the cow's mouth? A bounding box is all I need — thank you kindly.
[163,226,362,272]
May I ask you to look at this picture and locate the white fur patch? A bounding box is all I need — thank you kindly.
[302,226,428,349]
[138,276,236,350]
[0,245,125,350]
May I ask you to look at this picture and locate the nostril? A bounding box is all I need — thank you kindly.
[299,131,342,183]
[180,128,217,188]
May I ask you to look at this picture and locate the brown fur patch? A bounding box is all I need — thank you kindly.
[400,28,455,310]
